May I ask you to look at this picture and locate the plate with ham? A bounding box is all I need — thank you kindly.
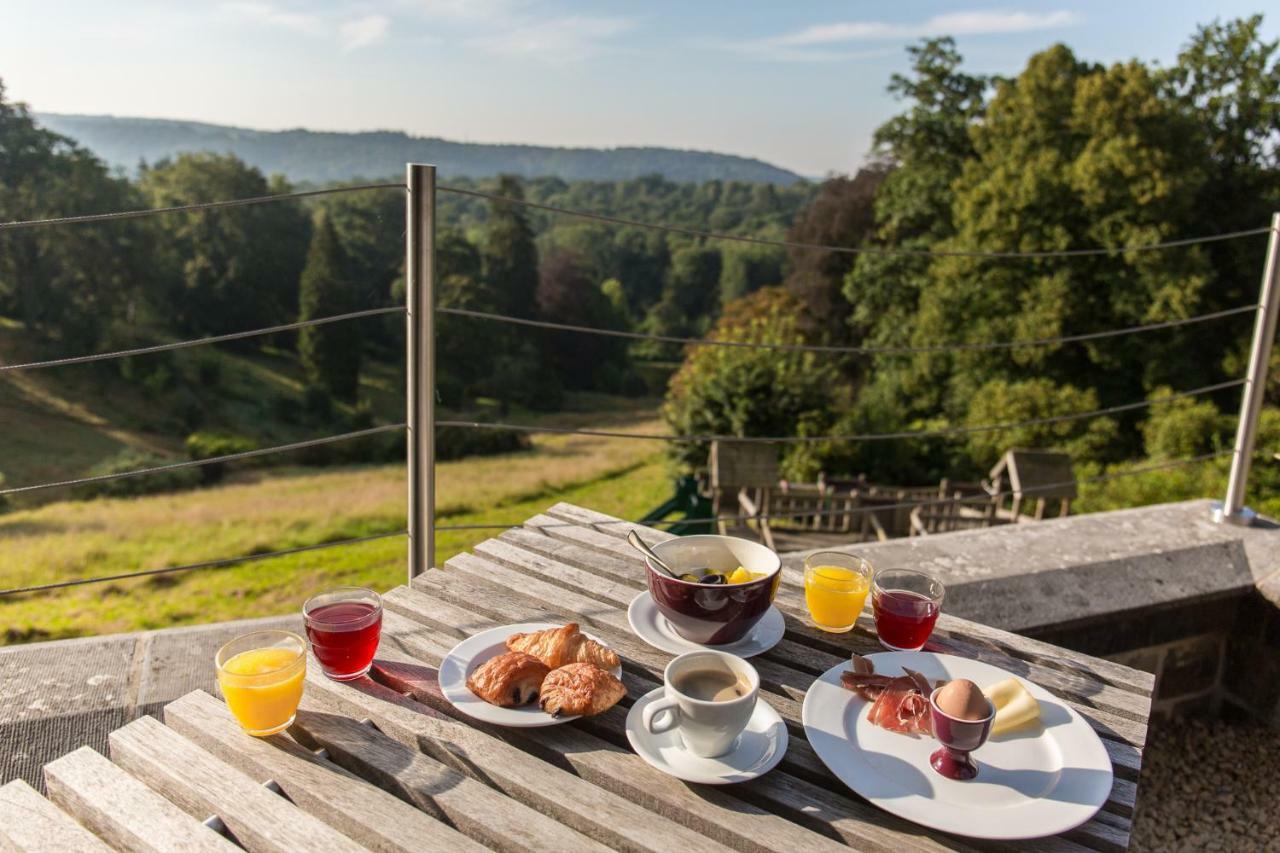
[801,651,1112,840]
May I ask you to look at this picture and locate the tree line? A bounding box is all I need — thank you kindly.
[665,16,1280,508]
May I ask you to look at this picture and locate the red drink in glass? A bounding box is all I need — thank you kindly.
[872,570,944,651]
[303,588,383,680]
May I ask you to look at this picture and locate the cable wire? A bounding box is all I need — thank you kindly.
[438,379,1243,445]
[435,450,1233,532]
[439,303,1259,356]
[0,424,406,497]
[0,531,406,597]
[0,307,406,373]
[440,185,1275,259]
[0,183,404,231]
[0,450,1231,596]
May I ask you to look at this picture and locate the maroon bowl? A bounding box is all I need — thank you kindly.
[646,535,781,645]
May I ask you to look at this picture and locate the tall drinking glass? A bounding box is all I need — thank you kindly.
[215,630,306,736]
[871,569,944,651]
[303,587,383,681]
[803,552,872,633]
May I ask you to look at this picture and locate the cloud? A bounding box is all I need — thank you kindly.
[468,15,635,63]
[220,1,324,35]
[725,8,1078,61]
[780,9,1078,46]
[340,15,390,52]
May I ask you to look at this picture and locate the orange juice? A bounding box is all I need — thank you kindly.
[804,561,871,633]
[217,643,305,736]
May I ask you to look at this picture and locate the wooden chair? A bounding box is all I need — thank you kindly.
[986,449,1076,520]
[708,441,778,549]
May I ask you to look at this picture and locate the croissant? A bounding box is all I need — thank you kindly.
[466,652,550,707]
[506,623,620,671]
[539,663,627,717]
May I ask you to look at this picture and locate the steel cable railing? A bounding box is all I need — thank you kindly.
[437,378,1243,445]
[439,184,1274,259]
[0,449,1233,596]
[1,176,1272,599]
[0,182,403,231]
[0,530,408,597]
[438,303,1259,357]
[0,307,405,373]
[0,424,405,497]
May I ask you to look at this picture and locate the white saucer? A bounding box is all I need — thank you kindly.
[440,622,623,728]
[627,591,785,658]
[626,687,788,784]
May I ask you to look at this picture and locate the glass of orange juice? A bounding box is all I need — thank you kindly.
[804,552,872,633]
[216,630,306,736]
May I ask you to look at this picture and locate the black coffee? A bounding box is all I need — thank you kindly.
[674,668,750,702]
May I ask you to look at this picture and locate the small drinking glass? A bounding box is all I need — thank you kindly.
[215,630,306,736]
[871,569,944,651]
[303,587,384,681]
[803,552,872,633]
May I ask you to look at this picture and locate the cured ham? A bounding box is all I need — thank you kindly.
[840,654,942,736]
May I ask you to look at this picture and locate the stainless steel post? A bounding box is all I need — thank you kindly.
[406,164,437,576]
[1216,212,1280,526]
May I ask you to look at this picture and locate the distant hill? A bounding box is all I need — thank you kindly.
[35,113,805,186]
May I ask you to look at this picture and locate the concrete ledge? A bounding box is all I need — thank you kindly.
[1,613,299,791]
[781,499,1278,635]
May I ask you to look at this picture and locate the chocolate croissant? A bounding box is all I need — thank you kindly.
[506,623,620,671]
[539,663,626,717]
[466,652,550,707]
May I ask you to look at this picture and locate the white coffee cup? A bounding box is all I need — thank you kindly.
[642,650,759,758]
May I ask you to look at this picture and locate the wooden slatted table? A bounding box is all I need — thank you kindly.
[5,502,1154,852]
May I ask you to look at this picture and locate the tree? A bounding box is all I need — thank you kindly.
[317,186,404,355]
[481,175,539,319]
[721,242,785,304]
[784,169,884,340]
[0,80,149,346]
[299,215,361,401]
[663,288,844,477]
[535,248,630,389]
[912,47,1210,443]
[139,153,310,335]
[843,39,988,357]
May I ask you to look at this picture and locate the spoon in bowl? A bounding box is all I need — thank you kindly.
[626,530,681,579]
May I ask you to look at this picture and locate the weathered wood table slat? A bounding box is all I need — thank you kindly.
[12,502,1153,852]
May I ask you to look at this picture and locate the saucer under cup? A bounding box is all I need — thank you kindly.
[628,592,785,658]
[627,688,788,784]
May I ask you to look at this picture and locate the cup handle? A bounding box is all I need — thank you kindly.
[642,696,679,735]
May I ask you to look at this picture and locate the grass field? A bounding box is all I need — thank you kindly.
[0,413,673,643]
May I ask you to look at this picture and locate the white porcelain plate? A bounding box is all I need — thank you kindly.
[626,687,788,784]
[627,591,786,658]
[801,651,1113,840]
[440,622,622,728]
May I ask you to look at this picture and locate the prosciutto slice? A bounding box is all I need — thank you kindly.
[840,656,940,736]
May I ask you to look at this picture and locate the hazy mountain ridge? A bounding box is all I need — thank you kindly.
[36,113,805,185]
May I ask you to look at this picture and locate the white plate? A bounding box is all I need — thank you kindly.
[627,591,785,658]
[801,651,1113,841]
[440,622,623,728]
[626,687,788,784]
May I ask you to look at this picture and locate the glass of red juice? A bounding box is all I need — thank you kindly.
[872,569,944,651]
[303,587,383,680]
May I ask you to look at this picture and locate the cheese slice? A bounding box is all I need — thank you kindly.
[984,677,1040,735]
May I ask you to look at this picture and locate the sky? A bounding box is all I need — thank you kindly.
[1,1,1275,176]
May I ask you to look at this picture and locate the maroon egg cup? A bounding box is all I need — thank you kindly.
[928,686,995,781]
[644,552,780,645]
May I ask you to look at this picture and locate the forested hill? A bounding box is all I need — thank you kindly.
[35,113,805,185]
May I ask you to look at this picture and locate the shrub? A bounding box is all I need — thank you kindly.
[185,432,259,484]
[0,472,9,515]
[663,287,843,476]
[70,450,203,500]
[963,379,1119,468]
[1140,388,1231,459]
